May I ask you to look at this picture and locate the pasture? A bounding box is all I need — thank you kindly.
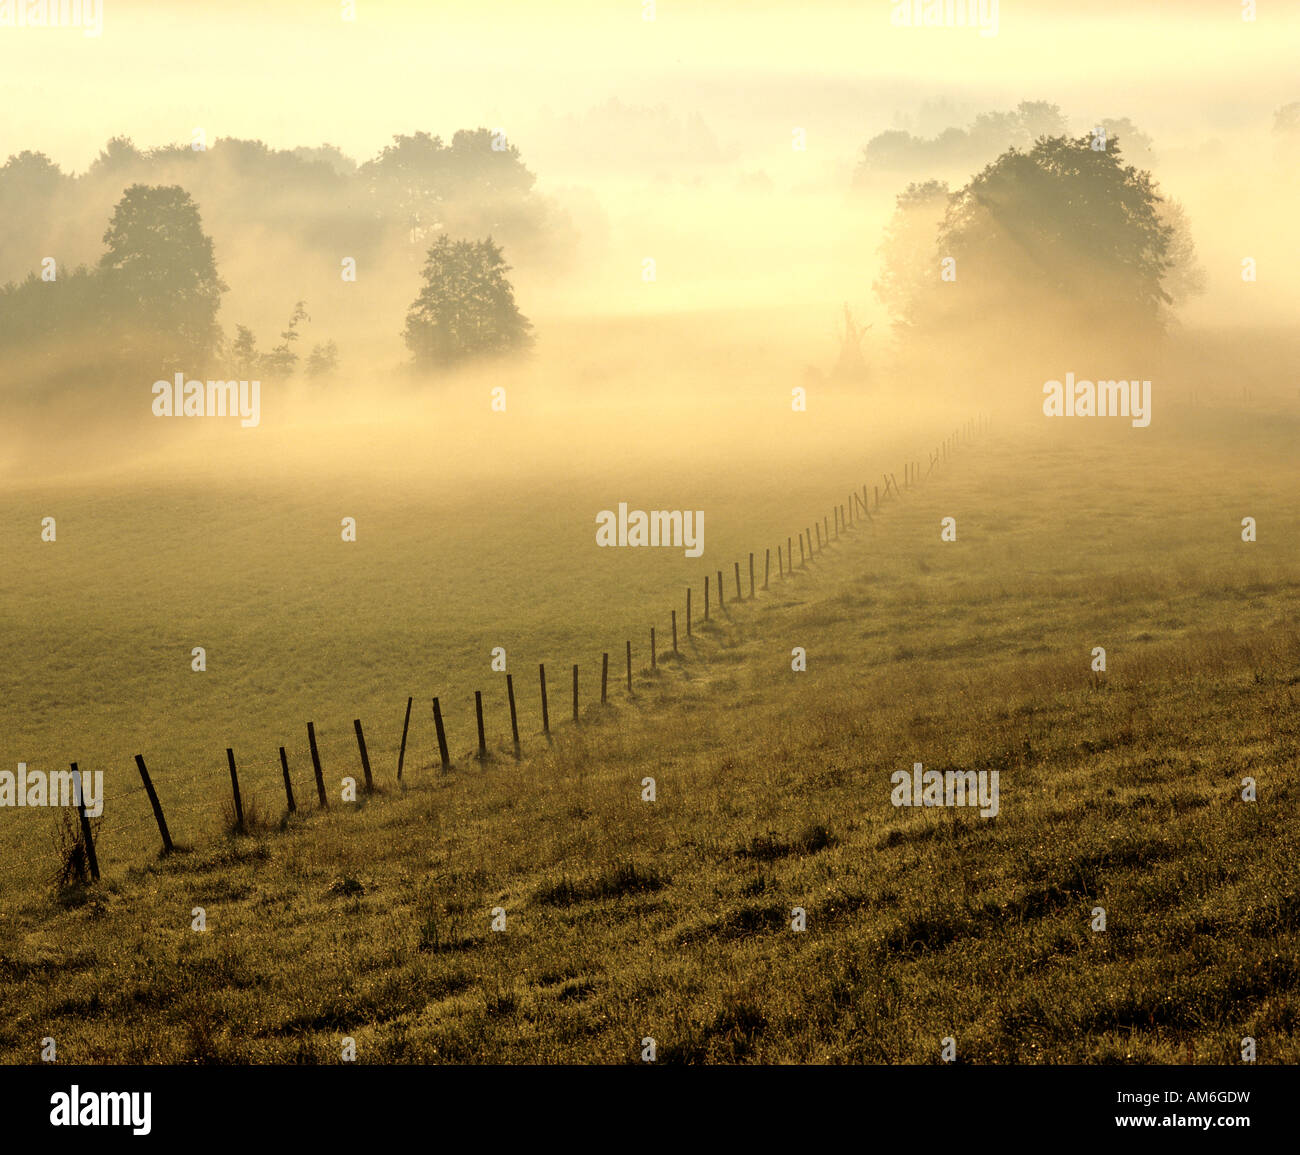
[2,344,1296,1063]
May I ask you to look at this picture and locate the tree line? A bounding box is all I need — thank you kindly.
[0,130,537,383]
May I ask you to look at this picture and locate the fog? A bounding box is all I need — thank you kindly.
[1,1,1298,488]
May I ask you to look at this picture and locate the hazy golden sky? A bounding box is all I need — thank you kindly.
[1,0,1295,173]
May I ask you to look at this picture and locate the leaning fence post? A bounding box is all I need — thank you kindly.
[651,627,656,670]
[778,545,784,578]
[799,533,805,567]
[475,691,487,758]
[134,754,173,853]
[601,652,609,704]
[572,664,579,723]
[539,664,550,736]
[717,569,724,607]
[70,762,100,881]
[397,696,413,782]
[226,748,245,831]
[353,720,374,792]
[308,722,328,808]
[506,674,521,756]
[278,746,296,815]
[432,698,451,768]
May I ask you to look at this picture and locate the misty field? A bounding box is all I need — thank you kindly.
[2,379,1296,1064]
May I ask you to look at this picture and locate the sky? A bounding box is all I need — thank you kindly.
[0,0,1295,176]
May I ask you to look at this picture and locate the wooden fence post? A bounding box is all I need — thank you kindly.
[734,561,742,601]
[778,544,784,578]
[353,719,374,792]
[799,533,805,567]
[70,762,99,881]
[686,588,692,636]
[651,627,656,670]
[748,552,755,598]
[572,664,579,723]
[539,664,550,735]
[601,652,609,704]
[308,721,328,807]
[763,547,770,590]
[506,674,521,756]
[815,523,822,552]
[397,696,413,782]
[824,514,830,544]
[874,484,879,510]
[278,747,296,815]
[704,575,710,621]
[717,569,725,607]
[475,690,487,758]
[133,754,173,853]
[626,640,632,693]
[432,698,451,767]
[787,535,793,572]
[226,747,245,831]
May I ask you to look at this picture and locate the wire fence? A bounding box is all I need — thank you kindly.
[0,418,988,896]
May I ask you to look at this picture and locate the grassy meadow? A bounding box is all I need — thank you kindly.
[2,353,1297,1063]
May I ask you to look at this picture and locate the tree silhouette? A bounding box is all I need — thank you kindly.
[403,236,533,368]
[361,129,537,252]
[0,151,70,276]
[306,341,339,379]
[855,101,1069,186]
[878,134,1182,351]
[260,300,310,377]
[873,179,951,332]
[98,184,227,367]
